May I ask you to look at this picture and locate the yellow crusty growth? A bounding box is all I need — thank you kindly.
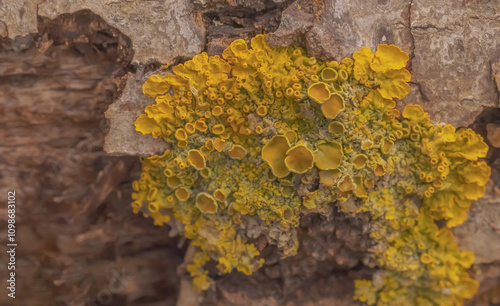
[132,35,490,304]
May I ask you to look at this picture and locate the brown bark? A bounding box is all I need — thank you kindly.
[0,11,183,306]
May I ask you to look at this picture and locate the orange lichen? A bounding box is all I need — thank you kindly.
[195,119,208,132]
[205,139,214,152]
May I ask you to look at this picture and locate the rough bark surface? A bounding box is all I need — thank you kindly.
[104,73,170,156]
[0,11,184,306]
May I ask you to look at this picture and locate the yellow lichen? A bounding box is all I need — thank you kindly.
[175,187,191,201]
[370,44,409,73]
[381,138,394,154]
[132,35,490,304]
[319,169,342,187]
[307,82,330,104]
[187,150,206,170]
[196,192,218,214]
[214,188,228,202]
[262,135,291,178]
[321,67,338,82]
[214,138,226,152]
[313,141,343,170]
[353,154,368,169]
[284,145,314,174]
[284,130,298,143]
[373,162,386,176]
[328,121,345,135]
[353,44,411,100]
[321,93,345,119]
[228,144,247,160]
[142,74,171,97]
[166,176,182,189]
[353,177,367,198]
[338,175,354,192]
[256,105,268,117]
[200,167,211,178]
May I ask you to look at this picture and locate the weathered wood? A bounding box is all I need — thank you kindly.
[0,11,183,306]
